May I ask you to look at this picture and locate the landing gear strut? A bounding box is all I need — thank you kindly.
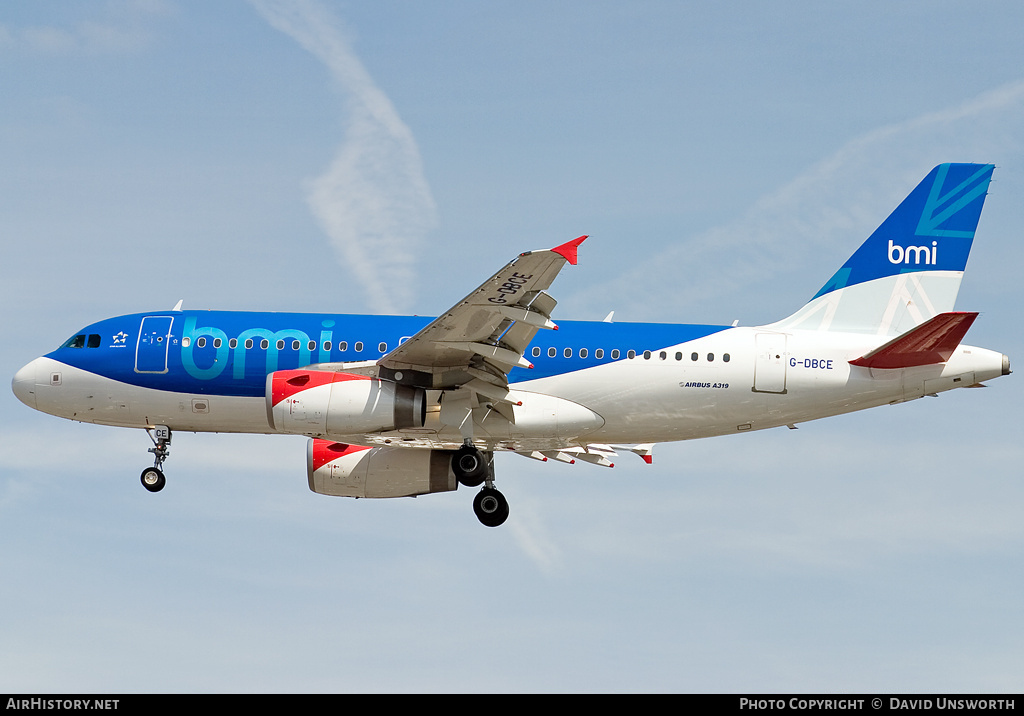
[141,425,171,493]
[451,443,509,527]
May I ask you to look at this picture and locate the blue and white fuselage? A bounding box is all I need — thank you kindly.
[13,310,1007,445]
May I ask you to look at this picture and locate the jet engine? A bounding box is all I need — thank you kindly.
[266,369,425,437]
[307,439,457,498]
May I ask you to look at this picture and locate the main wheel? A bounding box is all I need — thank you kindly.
[140,467,166,493]
[473,487,509,527]
[452,445,488,487]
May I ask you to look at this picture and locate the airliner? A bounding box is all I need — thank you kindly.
[11,163,1011,526]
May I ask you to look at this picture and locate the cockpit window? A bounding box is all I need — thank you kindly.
[88,334,101,348]
[62,334,87,349]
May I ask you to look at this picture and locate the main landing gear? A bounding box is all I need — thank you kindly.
[140,425,171,493]
[451,442,509,528]
[473,487,509,528]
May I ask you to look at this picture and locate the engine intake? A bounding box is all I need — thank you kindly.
[266,370,425,437]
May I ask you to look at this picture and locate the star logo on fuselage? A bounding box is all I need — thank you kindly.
[112,331,128,345]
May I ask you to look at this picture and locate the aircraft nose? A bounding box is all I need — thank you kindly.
[12,358,40,409]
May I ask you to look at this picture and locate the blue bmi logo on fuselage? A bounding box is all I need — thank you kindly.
[46,311,729,398]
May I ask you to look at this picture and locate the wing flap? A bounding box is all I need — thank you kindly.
[849,311,978,369]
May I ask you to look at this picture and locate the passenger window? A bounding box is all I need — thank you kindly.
[324,341,332,351]
[580,348,588,359]
[213,338,222,348]
[182,337,191,347]
[548,347,557,358]
[595,349,604,359]
[197,337,207,348]
[627,350,636,359]
[707,353,715,362]
[276,340,285,350]
[355,342,364,352]
[691,352,698,361]
[308,341,317,351]
[229,338,237,349]
[611,349,620,359]
[723,353,731,362]
[379,342,387,352]
[88,334,101,348]
[675,352,682,361]
[245,339,253,349]
[339,341,348,351]
[532,347,541,357]
[261,339,269,350]
[643,350,651,360]
[292,340,300,350]
[564,348,572,358]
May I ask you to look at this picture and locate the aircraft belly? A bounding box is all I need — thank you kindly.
[350,390,606,452]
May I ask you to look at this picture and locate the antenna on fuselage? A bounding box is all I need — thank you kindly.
[172,299,183,311]
[603,311,614,323]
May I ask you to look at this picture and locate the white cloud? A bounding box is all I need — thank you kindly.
[250,0,437,314]
[0,1,171,55]
[565,79,1024,323]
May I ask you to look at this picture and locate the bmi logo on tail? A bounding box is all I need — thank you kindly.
[888,239,938,265]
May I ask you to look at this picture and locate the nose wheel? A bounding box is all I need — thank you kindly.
[141,425,171,493]
[140,466,166,493]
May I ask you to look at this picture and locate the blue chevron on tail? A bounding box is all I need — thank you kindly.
[771,163,994,336]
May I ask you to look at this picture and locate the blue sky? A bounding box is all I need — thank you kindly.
[2,0,1023,692]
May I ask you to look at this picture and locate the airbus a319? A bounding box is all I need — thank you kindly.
[12,163,1011,526]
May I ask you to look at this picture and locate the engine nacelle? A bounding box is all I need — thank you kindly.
[267,370,426,437]
[307,439,457,498]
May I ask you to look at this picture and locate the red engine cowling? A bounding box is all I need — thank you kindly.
[266,370,425,437]
[307,439,457,498]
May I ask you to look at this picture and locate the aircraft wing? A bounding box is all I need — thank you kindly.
[376,236,586,391]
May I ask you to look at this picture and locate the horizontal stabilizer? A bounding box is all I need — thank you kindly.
[849,311,978,369]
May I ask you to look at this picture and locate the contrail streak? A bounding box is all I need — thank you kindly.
[251,0,437,314]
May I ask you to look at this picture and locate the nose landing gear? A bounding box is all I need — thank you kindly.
[141,425,171,493]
